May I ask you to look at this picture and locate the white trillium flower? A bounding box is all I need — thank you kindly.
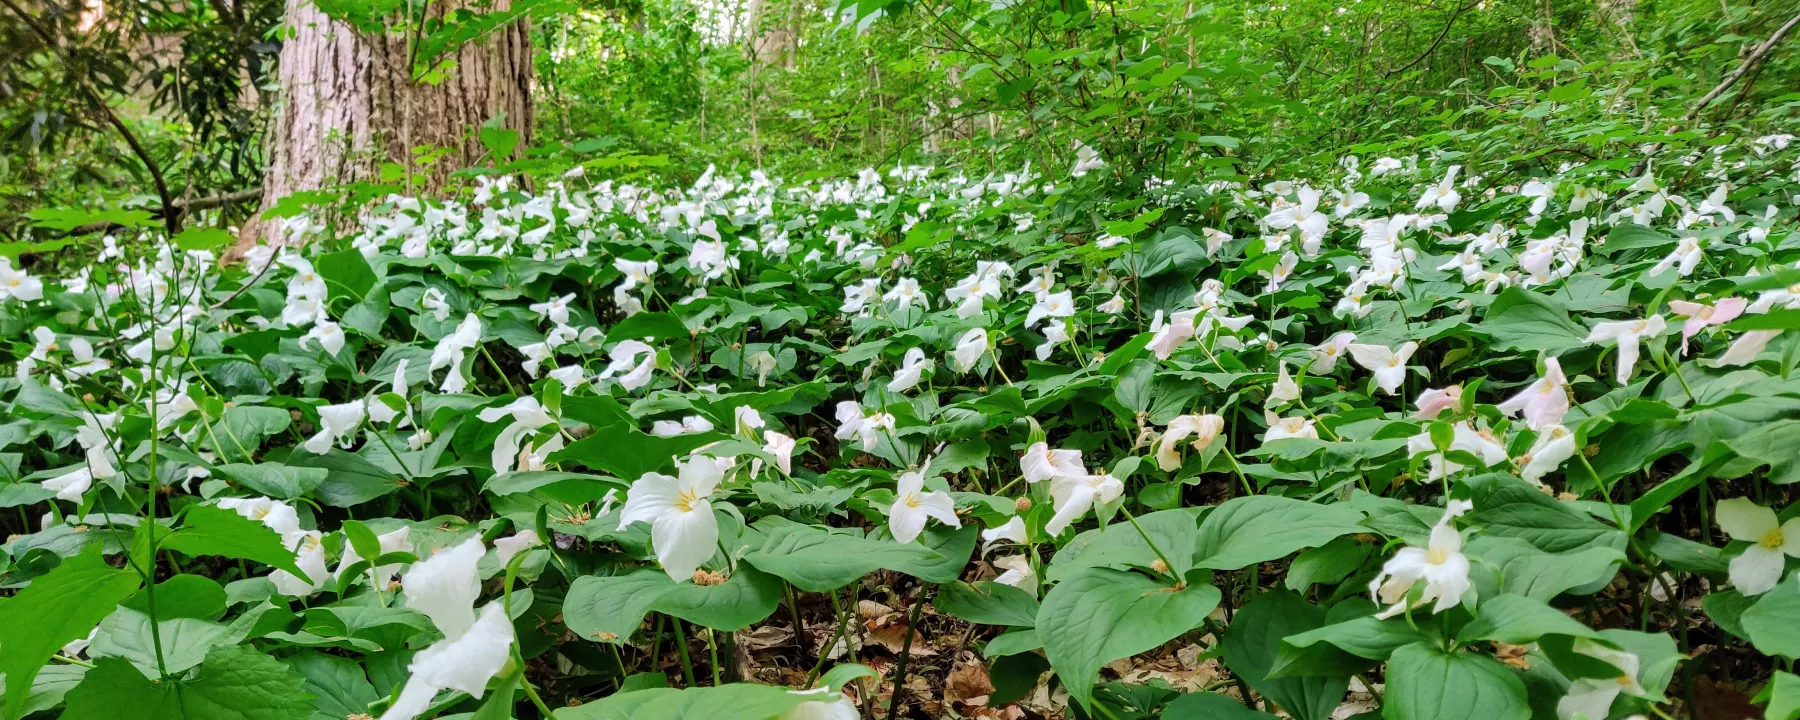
[617,456,733,582]
[494,531,543,564]
[652,415,715,437]
[1310,332,1356,372]
[304,401,367,454]
[1153,414,1224,472]
[1497,356,1570,430]
[1347,341,1418,395]
[1263,416,1318,445]
[337,527,414,588]
[382,538,516,720]
[952,328,989,373]
[1046,472,1122,536]
[833,401,895,451]
[887,347,931,393]
[888,470,960,544]
[429,313,483,393]
[1556,640,1648,720]
[1026,290,1074,329]
[271,531,330,597]
[780,688,860,720]
[599,339,658,391]
[1021,442,1086,484]
[762,431,796,476]
[1584,316,1667,384]
[1715,498,1800,596]
[1405,423,1507,481]
[44,467,94,502]
[299,320,346,356]
[993,555,1037,591]
[1370,500,1473,618]
[1269,362,1301,405]
[478,397,556,475]
[1520,425,1578,485]
[982,516,1028,550]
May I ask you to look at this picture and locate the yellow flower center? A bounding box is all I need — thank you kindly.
[1760,527,1785,549]
[903,493,921,509]
[673,488,703,513]
[1428,544,1451,564]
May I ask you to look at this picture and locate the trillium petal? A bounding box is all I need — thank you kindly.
[1716,498,1778,543]
[652,502,719,582]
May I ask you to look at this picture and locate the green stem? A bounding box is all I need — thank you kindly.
[1119,505,1181,585]
[886,598,925,720]
[673,617,699,687]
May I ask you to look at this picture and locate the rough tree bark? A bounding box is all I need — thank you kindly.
[253,0,534,243]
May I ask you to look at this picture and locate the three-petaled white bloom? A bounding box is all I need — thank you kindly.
[887,347,931,393]
[1021,442,1087,484]
[1405,423,1506,481]
[618,456,734,582]
[1668,297,1746,353]
[1263,416,1318,445]
[599,339,658,391]
[1268,363,1301,406]
[883,277,928,311]
[1147,309,1198,360]
[1046,472,1122,536]
[1348,341,1418,395]
[888,470,960,544]
[1584,316,1666,384]
[1556,640,1647,720]
[1310,332,1356,372]
[1497,357,1570,430]
[762,431,796,476]
[1153,414,1224,471]
[833,401,895,451]
[982,516,1028,549]
[1370,500,1473,618]
[304,400,367,454]
[1519,425,1577,485]
[382,538,516,720]
[993,555,1036,591]
[300,320,346,356]
[1415,166,1462,213]
[478,397,556,475]
[652,415,715,437]
[1412,385,1462,419]
[1026,290,1074,329]
[429,313,483,393]
[951,328,990,373]
[1715,498,1800,596]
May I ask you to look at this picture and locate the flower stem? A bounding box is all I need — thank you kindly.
[673,617,699,687]
[887,598,925,720]
[1118,505,1181,586]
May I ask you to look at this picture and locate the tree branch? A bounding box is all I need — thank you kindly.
[1,0,183,236]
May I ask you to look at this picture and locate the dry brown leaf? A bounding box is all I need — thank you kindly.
[946,654,995,704]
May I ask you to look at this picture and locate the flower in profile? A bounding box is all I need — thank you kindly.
[1415,165,1462,213]
[1310,332,1356,372]
[1021,442,1087,484]
[1070,141,1107,177]
[1412,385,1462,419]
[304,401,366,454]
[651,415,715,437]
[887,347,931,393]
[833,401,895,451]
[1370,500,1473,618]
[1098,293,1126,314]
[1026,290,1074,329]
[762,431,796,476]
[528,293,575,326]
[888,470,960,543]
[1716,329,1781,366]
[1152,414,1224,471]
[44,467,93,502]
[494,531,542,564]
[1347,341,1418,395]
[299,320,346,356]
[1668,297,1747,353]
[1262,416,1318,444]
[1584,316,1666,384]
[1268,363,1301,406]
[477,397,555,475]
[429,313,483,393]
[1715,498,1800,596]
[382,538,515,720]
[1497,357,1570,430]
[951,328,989,373]
[1046,472,1122,536]
[1556,640,1647,720]
[1147,309,1198,360]
[271,531,330,597]
[982,516,1027,550]
[1406,423,1506,481]
[1519,425,1577,485]
[617,456,733,582]
[993,555,1037,591]
[780,688,860,720]
[337,526,414,588]
[599,339,658,391]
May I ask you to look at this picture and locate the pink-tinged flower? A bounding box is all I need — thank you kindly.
[1497,357,1570,430]
[1668,297,1747,353]
[1413,385,1463,419]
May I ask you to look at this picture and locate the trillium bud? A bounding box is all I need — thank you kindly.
[1014,496,1032,512]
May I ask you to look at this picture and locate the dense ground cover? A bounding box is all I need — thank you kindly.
[3,109,1800,720]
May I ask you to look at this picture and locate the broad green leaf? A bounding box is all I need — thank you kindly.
[1743,580,1800,659]
[1049,507,1201,581]
[1769,671,1800,720]
[1382,644,1530,720]
[1194,496,1365,570]
[553,683,818,720]
[1037,568,1221,711]
[1480,287,1587,354]
[214,463,328,500]
[563,570,674,643]
[654,566,784,631]
[1160,691,1278,720]
[89,608,231,676]
[62,644,315,719]
[741,524,975,591]
[1455,594,1602,645]
[161,505,309,580]
[934,580,1039,627]
[0,545,141,720]
[1221,590,1349,720]
[284,651,379,720]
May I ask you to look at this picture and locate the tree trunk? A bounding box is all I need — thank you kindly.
[254,0,533,243]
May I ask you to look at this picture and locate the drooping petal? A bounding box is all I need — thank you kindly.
[1729,544,1785,596]
[400,537,485,637]
[651,501,719,582]
[1716,498,1779,543]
